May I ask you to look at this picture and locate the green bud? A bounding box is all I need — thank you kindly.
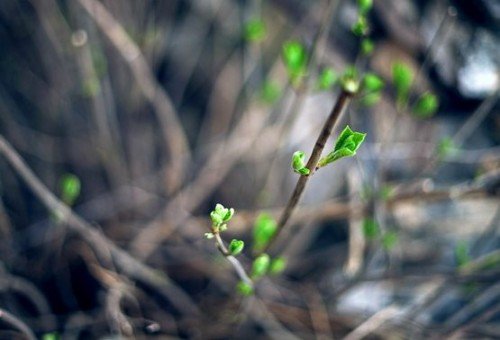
[362,73,384,92]
[316,67,338,90]
[228,239,245,256]
[252,253,270,278]
[210,203,235,227]
[340,66,360,94]
[244,19,267,42]
[413,92,439,118]
[291,151,310,176]
[352,16,369,37]
[392,61,414,108]
[437,137,459,159]
[204,232,214,239]
[269,257,287,275]
[60,173,81,206]
[260,80,281,104]
[362,218,379,239]
[318,125,366,167]
[253,213,277,252]
[357,0,373,14]
[361,38,374,55]
[236,281,254,296]
[282,40,308,84]
[382,232,398,250]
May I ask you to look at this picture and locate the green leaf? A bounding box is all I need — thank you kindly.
[361,38,375,55]
[317,67,338,90]
[362,73,384,92]
[413,92,439,118]
[252,253,270,278]
[210,203,234,227]
[357,0,373,14]
[455,241,470,268]
[382,231,398,250]
[360,92,381,107]
[269,257,287,275]
[60,173,81,206]
[318,126,366,167]
[244,19,267,42]
[392,61,414,108]
[291,151,310,175]
[260,80,281,104]
[282,40,308,84]
[228,239,245,256]
[362,218,379,239]
[253,213,277,252]
[352,16,369,37]
[236,281,254,296]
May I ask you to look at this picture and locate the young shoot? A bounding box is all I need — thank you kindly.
[253,213,277,253]
[291,151,310,176]
[317,125,366,168]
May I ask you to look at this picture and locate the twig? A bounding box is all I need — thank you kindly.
[343,306,400,340]
[213,233,253,287]
[263,89,353,253]
[0,135,199,316]
[0,308,36,340]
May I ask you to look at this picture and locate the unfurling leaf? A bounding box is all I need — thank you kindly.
[228,239,245,256]
[292,151,310,175]
[318,126,366,167]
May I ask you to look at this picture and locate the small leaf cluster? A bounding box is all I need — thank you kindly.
[209,203,234,233]
[392,61,439,117]
[318,125,366,168]
[282,40,308,86]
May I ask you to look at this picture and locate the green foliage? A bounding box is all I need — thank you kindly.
[357,0,373,14]
[228,239,245,256]
[360,92,381,107]
[291,151,310,175]
[282,40,308,85]
[340,66,360,94]
[413,92,439,118]
[252,253,270,278]
[455,241,470,268]
[244,19,267,42]
[392,61,414,108]
[42,333,60,340]
[60,173,81,206]
[437,137,459,159]
[253,213,277,252]
[382,231,398,250]
[362,73,384,92]
[260,80,281,104]
[361,38,374,55]
[316,67,338,90]
[379,185,395,201]
[352,16,369,37]
[318,125,366,167]
[210,203,234,233]
[362,218,379,239]
[269,257,287,275]
[236,281,254,296]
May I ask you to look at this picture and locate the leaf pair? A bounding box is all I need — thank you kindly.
[318,126,366,168]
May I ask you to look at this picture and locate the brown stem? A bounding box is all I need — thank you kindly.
[214,232,254,287]
[263,90,353,253]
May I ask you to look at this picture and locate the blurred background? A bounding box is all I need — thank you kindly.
[0,0,499,338]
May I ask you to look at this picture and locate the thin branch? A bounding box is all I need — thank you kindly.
[0,309,36,340]
[263,90,353,253]
[213,233,254,287]
[0,135,199,316]
[76,0,191,192]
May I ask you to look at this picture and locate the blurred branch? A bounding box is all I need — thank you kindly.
[77,0,191,192]
[0,308,36,340]
[0,135,199,317]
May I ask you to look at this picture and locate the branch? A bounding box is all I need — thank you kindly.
[0,309,35,340]
[0,135,199,316]
[213,233,253,287]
